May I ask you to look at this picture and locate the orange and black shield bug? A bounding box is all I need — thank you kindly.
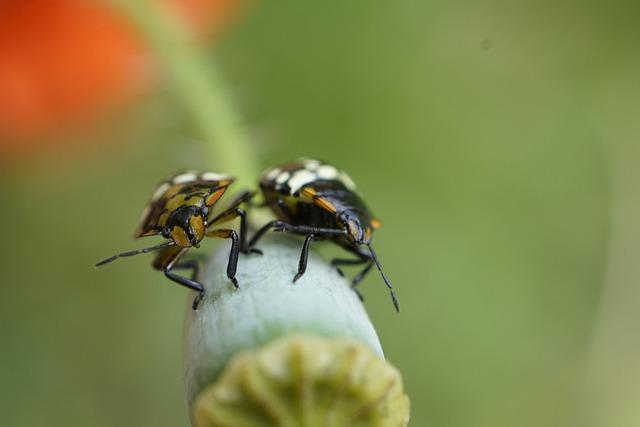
[250,159,399,311]
[96,171,254,310]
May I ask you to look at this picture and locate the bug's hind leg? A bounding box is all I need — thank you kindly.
[164,268,206,310]
[154,246,205,310]
[173,258,206,309]
[173,258,201,280]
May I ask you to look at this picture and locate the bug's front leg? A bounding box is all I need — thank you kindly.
[206,228,241,289]
[330,257,370,302]
[330,246,373,301]
[208,191,258,254]
[330,257,368,277]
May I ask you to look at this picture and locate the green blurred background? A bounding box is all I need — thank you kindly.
[1,1,639,426]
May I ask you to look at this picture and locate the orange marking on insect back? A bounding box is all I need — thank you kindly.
[299,187,316,200]
[206,187,227,207]
[370,218,382,229]
[314,196,337,214]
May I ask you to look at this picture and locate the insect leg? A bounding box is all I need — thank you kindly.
[349,260,375,301]
[331,245,378,302]
[330,257,368,277]
[275,223,346,236]
[247,220,286,248]
[206,228,241,289]
[249,220,344,248]
[237,208,250,253]
[330,243,370,275]
[156,247,206,310]
[293,234,320,283]
[330,257,369,302]
[173,258,201,280]
[208,191,257,253]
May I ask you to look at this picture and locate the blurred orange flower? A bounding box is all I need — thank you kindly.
[0,0,239,144]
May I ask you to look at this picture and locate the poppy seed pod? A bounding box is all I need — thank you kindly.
[183,234,410,426]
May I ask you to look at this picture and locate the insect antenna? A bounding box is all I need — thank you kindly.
[367,244,400,312]
[95,241,175,267]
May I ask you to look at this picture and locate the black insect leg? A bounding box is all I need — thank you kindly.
[164,269,204,293]
[173,258,201,280]
[329,257,371,302]
[277,224,346,236]
[249,220,345,251]
[208,191,258,254]
[293,234,321,283]
[210,207,256,253]
[163,254,206,310]
[172,258,207,308]
[164,269,206,310]
[147,246,206,310]
[330,257,368,277]
[330,246,373,302]
[349,260,375,301]
[247,220,285,249]
[246,197,312,250]
[206,228,241,289]
[351,260,375,287]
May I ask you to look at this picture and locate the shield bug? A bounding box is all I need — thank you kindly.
[96,171,253,309]
[249,159,399,311]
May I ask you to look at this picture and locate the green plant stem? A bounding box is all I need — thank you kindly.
[113,0,259,187]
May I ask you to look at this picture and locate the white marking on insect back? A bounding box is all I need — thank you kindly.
[338,171,357,190]
[302,159,321,170]
[316,164,339,179]
[201,172,230,182]
[264,168,282,181]
[288,169,317,194]
[275,171,290,185]
[151,182,171,201]
[173,173,198,184]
